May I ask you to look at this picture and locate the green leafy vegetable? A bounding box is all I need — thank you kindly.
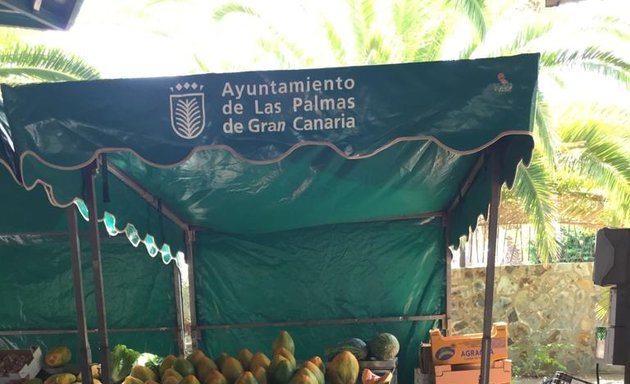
[111,344,141,382]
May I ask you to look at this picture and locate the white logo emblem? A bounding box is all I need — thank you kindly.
[170,82,206,139]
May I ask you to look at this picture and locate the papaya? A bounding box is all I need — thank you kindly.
[161,376,180,384]
[160,355,177,377]
[181,374,201,384]
[288,368,317,384]
[234,371,258,384]
[221,357,243,384]
[44,346,72,368]
[188,350,206,367]
[162,368,184,383]
[326,351,359,384]
[301,361,324,384]
[44,374,76,384]
[196,356,219,382]
[272,331,294,355]
[237,349,253,371]
[131,365,157,382]
[269,357,293,384]
[122,377,143,384]
[203,370,228,384]
[252,367,267,384]
[216,353,229,371]
[272,348,295,369]
[25,379,43,384]
[173,358,196,377]
[307,357,325,375]
[249,353,270,373]
[145,380,160,384]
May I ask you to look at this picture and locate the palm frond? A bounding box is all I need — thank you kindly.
[347,0,375,59]
[444,0,487,38]
[0,44,99,83]
[511,157,559,263]
[533,92,557,169]
[323,21,347,65]
[212,2,259,21]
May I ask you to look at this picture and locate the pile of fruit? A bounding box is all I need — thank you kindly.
[40,346,102,384]
[119,330,399,384]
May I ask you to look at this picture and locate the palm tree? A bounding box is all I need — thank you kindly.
[0,28,99,83]
[211,0,630,262]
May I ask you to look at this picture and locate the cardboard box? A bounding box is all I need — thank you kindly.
[434,359,511,384]
[0,347,43,384]
[429,322,508,365]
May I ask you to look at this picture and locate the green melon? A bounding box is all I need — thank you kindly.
[368,333,400,360]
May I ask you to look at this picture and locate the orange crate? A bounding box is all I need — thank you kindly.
[434,360,511,384]
[430,322,508,365]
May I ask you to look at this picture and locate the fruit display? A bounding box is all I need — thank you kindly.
[2,330,399,384]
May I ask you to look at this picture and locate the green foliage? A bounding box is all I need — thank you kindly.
[111,344,141,382]
[558,227,595,262]
[0,43,99,83]
[511,343,568,378]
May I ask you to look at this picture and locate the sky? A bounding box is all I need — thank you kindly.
[23,0,349,79]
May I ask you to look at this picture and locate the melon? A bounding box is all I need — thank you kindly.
[196,357,219,382]
[368,333,399,360]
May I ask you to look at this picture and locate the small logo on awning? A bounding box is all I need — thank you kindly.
[493,72,513,93]
[170,82,206,139]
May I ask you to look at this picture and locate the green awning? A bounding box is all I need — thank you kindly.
[1,53,538,251]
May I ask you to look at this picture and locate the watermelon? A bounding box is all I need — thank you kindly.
[368,333,399,360]
[325,338,368,361]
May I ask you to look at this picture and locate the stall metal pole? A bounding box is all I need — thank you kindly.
[479,153,501,384]
[186,230,199,350]
[67,206,93,384]
[84,161,112,384]
[173,263,186,355]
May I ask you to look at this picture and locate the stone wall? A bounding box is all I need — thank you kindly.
[450,262,608,375]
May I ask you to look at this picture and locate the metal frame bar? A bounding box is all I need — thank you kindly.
[191,211,445,234]
[186,230,199,349]
[66,206,92,384]
[107,164,189,231]
[479,152,501,384]
[195,314,446,331]
[444,217,452,332]
[172,265,185,355]
[84,161,112,384]
[447,153,486,216]
[0,327,178,336]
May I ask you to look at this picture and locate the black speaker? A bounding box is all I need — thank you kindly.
[593,228,630,286]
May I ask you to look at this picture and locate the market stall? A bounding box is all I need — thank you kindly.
[0,53,539,383]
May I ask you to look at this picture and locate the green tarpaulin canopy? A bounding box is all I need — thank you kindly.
[0,53,539,383]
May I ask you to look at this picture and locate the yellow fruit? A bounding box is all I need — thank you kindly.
[44,374,76,384]
[130,366,157,382]
[249,353,270,374]
[44,347,72,368]
[273,348,296,368]
[221,357,244,384]
[122,377,143,384]
[252,367,267,384]
[203,370,228,384]
[161,368,183,383]
[160,355,177,377]
[196,356,218,382]
[272,331,295,355]
[301,361,324,384]
[237,349,253,371]
[188,350,206,367]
